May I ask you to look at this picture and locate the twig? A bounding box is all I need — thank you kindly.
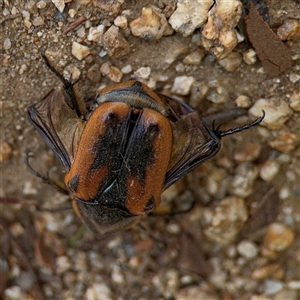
[63,15,86,34]
[0,13,21,25]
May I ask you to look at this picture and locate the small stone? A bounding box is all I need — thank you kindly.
[287,280,300,290]
[233,141,261,162]
[277,19,300,41]
[268,128,299,153]
[87,64,101,83]
[231,163,258,197]
[100,62,123,82]
[259,160,280,182]
[201,0,242,59]
[37,1,47,9]
[162,41,189,69]
[32,16,44,26]
[102,25,130,58]
[129,6,173,40]
[252,263,283,280]
[274,289,298,300]
[76,26,86,38]
[11,6,19,15]
[19,64,28,75]
[175,62,185,73]
[237,240,258,259]
[243,48,257,65]
[0,141,12,161]
[87,25,104,43]
[177,286,218,300]
[68,8,76,18]
[235,95,251,108]
[263,280,283,295]
[10,222,25,236]
[64,65,81,81]
[289,91,300,111]
[202,196,248,244]
[4,286,22,299]
[206,86,229,104]
[133,67,151,80]
[263,222,294,252]
[52,0,65,12]
[111,266,124,284]
[171,76,196,96]
[114,15,127,29]
[71,41,90,60]
[250,296,271,300]
[189,81,209,107]
[249,98,293,130]
[56,256,72,274]
[279,186,291,200]
[182,49,205,65]
[24,19,32,28]
[23,181,38,195]
[4,38,12,50]
[25,0,38,13]
[288,73,300,84]
[218,52,242,72]
[22,10,30,20]
[93,0,121,17]
[169,0,213,37]
[121,65,132,74]
[86,283,112,299]
[164,269,180,298]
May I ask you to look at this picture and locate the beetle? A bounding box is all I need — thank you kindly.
[27,54,264,236]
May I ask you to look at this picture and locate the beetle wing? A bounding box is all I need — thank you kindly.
[27,88,85,171]
[159,95,221,190]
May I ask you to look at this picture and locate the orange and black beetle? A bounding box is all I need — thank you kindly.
[27,54,264,235]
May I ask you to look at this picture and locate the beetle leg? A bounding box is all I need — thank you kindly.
[37,204,73,212]
[213,110,265,138]
[41,51,87,119]
[25,153,69,195]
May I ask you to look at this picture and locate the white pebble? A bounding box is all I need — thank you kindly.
[287,280,300,290]
[133,66,151,80]
[4,286,22,299]
[263,280,283,295]
[114,15,127,29]
[169,0,213,37]
[71,41,90,60]
[68,8,76,18]
[171,76,196,96]
[243,49,257,65]
[86,283,112,300]
[235,95,251,108]
[4,38,11,50]
[87,25,104,43]
[23,181,38,195]
[56,256,72,274]
[259,160,280,182]
[289,91,300,111]
[37,1,47,9]
[249,98,293,130]
[121,65,132,74]
[237,240,258,259]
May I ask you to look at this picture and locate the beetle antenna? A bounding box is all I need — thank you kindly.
[40,51,82,118]
[213,110,265,138]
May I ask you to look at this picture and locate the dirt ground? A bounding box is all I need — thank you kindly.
[1,0,300,299]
